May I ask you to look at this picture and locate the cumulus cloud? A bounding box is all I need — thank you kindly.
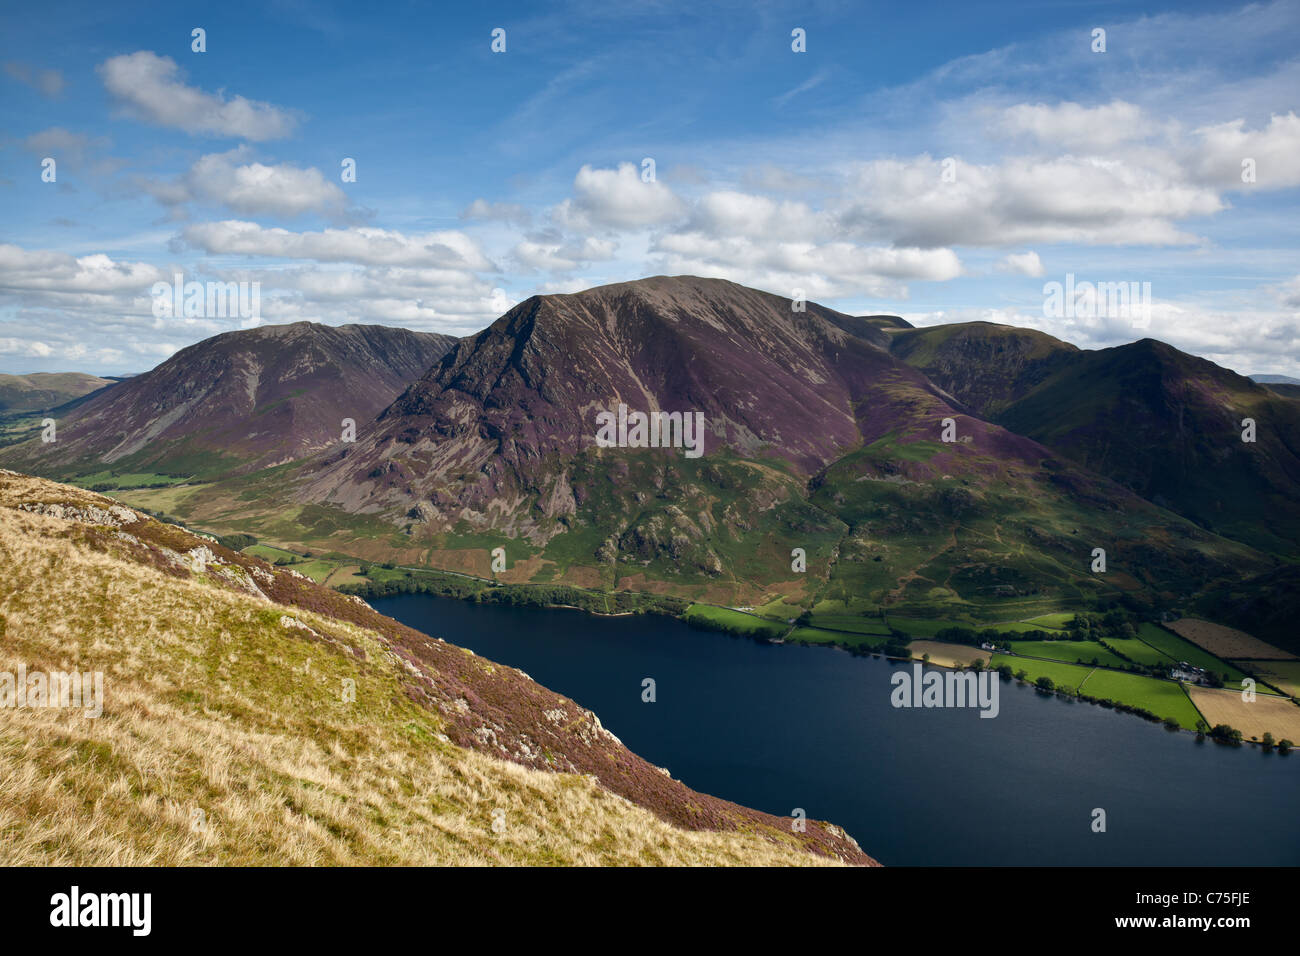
[144,148,348,217]
[837,155,1222,248]
[999,100,1150,150]
[512,234,617,272]
[553,163,686,231]
[0,245,165,294]
[1189,111,1300,188]
[97,51,299,140]
[998,251,1044,277]
[179,221,495,269]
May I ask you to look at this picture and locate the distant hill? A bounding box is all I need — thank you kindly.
[0,372,116,413]
[1250,374,1300,384]
[0,323,456,478]
[992,339,1300,555]
[888,321,1079,415]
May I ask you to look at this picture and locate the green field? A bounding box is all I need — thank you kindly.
[1078,669,1204,730]
[803,611,892,636]
[684,604,788,640]
[1102,637,1175,667]
[1020,613,1075,629]
[989,654,1093,690]
[788,626,891,650]
[887,618,968,639]
[1136,624,1250,684]
[1007,640,1128,667]
[995,620,1069,634]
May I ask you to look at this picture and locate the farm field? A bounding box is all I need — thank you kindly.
[1166,618,1297,661]
[1078,670,1204,730]
[1234,660,1300,697]
[1021,613,1075,629]
[991,620,1068,635]
[1102,637,1175,667]
[1137,625,1252,685]
[684,604,787,640]
[788,626,889,649]
[803,612,892,635]
[989,654,1093,691]
[910,641,991,668]
[1006,640,1128,667]
[1187,687,1300,741]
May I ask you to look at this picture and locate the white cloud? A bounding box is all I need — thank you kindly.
[553,163,686,230]
[1190,111,1300,188]
[999,100,1150,150]
[144,148,347,217]
[998,251,1044,277]
[97,51,299,140]
[179,221,495,269]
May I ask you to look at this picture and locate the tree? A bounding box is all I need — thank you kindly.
[1262,732,1275,750]
[1278,739,1293,754]
[1035,676,1055,692]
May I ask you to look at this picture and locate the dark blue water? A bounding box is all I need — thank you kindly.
[374,594,1300,866]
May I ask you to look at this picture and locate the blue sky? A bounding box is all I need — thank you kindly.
[1,0,1298,376]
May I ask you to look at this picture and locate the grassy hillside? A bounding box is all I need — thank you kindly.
[0,470,870,866]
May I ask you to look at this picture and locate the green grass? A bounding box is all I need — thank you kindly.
[1021,613,1075,629]
[1136,624,1250,684]
[989,654,1094,690]
[886,617,971,639]
[1101,637,1175,667]
[684,604,787,640]
[1007,640,1128,667]
[803,612,891,636]
[1077,670,1204,730]
[788,626,891,650]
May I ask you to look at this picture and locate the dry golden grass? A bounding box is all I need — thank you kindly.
[909,641,992,668]
[0,486,842,866]
[1166,618,1295,661]
[1186,686,1300,742]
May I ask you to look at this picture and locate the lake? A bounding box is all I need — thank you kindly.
[372,593,1300,866]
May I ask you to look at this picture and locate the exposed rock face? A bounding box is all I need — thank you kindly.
[0,322,456,475]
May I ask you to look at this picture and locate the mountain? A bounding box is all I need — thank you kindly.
[0,372,117,413]
[888,321,1079,416]
[891,327,1300,555]
[0,323,456,479]
[1250,374,1300,384]
[0,468,870,865]
[270,277,1270,612]
[991,339,1300,555]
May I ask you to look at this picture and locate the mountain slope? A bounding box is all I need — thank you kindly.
[0,323,456,478]
[888,321,1080,416]
[0,372,117,413]
[0,469,870,866]
[993,339,1300,554]
[252,277,1271,613]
